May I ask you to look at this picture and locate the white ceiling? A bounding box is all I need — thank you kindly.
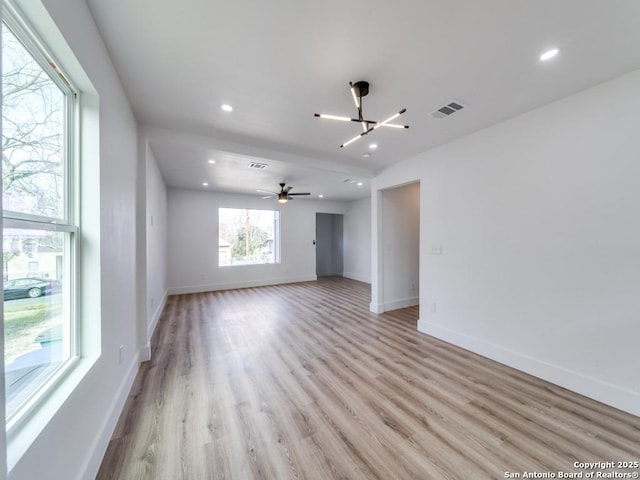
[86,0,640,201]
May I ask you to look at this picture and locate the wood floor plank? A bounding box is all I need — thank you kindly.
[97,277,640,479]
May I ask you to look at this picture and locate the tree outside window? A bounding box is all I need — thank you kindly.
[218,208,280,266]
[2,17,77,421]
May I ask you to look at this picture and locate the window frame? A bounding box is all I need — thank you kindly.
[2,5,80,426]
[218,207,281,267]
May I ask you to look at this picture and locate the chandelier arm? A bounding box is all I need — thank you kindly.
[340,125,375,148]
[316,81,409,147]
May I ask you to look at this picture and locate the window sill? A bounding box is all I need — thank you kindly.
[6,354,98,472]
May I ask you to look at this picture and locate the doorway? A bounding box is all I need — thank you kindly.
[375,181,420,312]
[315,213,344,277]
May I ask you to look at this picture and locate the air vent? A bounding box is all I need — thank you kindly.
[248,162,268,170]
[431,101,465,119]
[343,178,356,184]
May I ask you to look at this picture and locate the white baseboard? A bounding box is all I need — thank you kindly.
[370,297,418,314]
[370,302,385,314]
[417,319,640,417]
[139,345,151,362]
[138,292,168,362]
[168,275,317,295]
[342,272,371,284]
[148,291,167,341]
[384,296,419,312]
[80,352,141,480]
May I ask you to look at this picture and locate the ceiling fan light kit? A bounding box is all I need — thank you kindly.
[259,182,310,204]
[314,80,409,148]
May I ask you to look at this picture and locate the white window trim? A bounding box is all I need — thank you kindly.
[0,6,105,474]
[218,207,282,267]
[3,3,81,428]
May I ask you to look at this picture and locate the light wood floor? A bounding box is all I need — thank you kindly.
[97,277,640,479]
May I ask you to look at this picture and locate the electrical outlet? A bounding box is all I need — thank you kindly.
[430,303,437,313]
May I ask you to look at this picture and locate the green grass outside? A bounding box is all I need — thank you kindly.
[4,299,63,363]
[5,302,48,327]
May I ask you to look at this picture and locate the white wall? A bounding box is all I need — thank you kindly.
[5,1,142,479]
[168,188,347,293]
[343,197,371,283]
[145,147,168,344]
[373,69,640,416]
[380,183,420,311]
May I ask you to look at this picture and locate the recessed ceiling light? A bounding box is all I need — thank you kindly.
[357,182,363,187]
[540,48,559,61]
[369,143,378,150]
[208,159,216,164]
[362,152,372,158]
[221,104,233,112]
[202,182,209,187]
[318,194,324,198]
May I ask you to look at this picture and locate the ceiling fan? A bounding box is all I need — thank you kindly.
[257,182,310,204]
[314,80,409,148]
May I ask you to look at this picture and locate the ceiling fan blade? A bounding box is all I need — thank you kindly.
[284,186,292,193]
[261,195,274,199]
[288,192,310,196]
[256,189,277,194]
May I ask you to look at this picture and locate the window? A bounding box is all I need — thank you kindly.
[2,12,78,421]
[218,208,280,266]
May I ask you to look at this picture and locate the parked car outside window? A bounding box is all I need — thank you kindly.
[3,278,61,300]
